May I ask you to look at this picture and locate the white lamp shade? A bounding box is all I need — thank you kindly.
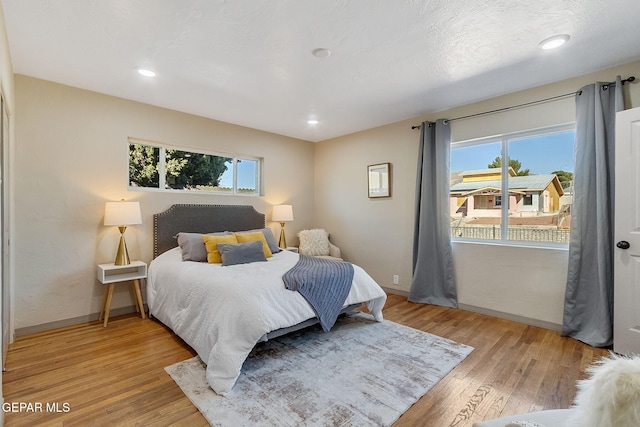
[104,201,142,226]
[272,204,294,222]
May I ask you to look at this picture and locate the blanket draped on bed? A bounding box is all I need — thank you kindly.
[282,255,354,332]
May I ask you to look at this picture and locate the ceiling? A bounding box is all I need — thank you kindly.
[3,0,640,142]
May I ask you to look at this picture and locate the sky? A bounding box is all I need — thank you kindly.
[219,159,258,189]
[451,131,575,174]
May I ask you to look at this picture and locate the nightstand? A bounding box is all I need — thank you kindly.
[97,261,147,327]
[285,247,299,253]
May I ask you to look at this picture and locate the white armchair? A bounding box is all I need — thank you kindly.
[326,242,342,259]
[297,228,343,260]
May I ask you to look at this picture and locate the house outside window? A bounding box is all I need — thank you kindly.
[450,124,574,245]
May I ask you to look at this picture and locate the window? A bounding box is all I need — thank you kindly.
[128,140,261,195]
[450,124,575,245]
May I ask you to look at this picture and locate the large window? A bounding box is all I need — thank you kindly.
[128,140,261,195]
[450,124,575,245]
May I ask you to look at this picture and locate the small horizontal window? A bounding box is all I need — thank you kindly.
[128,140,261,196]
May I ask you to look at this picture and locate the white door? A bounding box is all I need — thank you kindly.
[614,106,640,355]
[1,97,6,369]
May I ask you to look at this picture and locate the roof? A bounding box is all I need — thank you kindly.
[450,174,560,193]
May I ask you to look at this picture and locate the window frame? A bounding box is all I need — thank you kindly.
[127,138,263,196]
[450,122,575,249]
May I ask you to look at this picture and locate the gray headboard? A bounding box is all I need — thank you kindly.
[153,204,266,258]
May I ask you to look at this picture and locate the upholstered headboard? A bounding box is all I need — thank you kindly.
[153,204,266,258]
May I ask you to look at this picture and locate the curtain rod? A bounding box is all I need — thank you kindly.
[411,75,636,129]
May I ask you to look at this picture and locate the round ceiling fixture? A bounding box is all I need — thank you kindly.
[311,48,331,58]
[137,68,157,77]
[307,119,319,125]
[538,34,570,50]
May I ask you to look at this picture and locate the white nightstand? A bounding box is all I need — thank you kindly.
[97,261,147,327]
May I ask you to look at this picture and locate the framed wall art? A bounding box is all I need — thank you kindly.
[368,162,391,198]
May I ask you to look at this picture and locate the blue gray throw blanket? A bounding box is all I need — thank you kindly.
[282,255,354,332]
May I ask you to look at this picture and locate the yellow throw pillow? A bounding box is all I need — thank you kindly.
[235,232,273,258]
[203,234,239,263]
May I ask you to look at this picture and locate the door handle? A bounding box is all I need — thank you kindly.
[617,241,631,249]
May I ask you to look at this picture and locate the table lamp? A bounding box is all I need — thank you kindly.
[272,204,294,249]
[104,200,142,265]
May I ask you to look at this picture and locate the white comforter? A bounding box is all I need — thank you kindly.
[147,247,387,394]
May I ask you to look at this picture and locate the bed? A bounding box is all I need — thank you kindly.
[147,204,387,395]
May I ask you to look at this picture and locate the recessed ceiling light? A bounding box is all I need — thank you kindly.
[538,34,570,50]
[137,68,157,77]
[311,48,331,58]
[307,119,319,125]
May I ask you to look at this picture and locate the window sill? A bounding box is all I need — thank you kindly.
[127,186,261,197]
[451,238,569,251]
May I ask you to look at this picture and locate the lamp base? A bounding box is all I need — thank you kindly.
[114,227,131,265]
[278,222,287,249]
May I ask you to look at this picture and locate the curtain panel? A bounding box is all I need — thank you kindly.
[562,76,624,347]
[409,119,457,307]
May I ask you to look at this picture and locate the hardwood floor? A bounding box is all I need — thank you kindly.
[3,294,609,426]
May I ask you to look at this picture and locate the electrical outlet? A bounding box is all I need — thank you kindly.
[393,275,399,285]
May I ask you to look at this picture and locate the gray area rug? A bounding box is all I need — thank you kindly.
[165,315,473,426]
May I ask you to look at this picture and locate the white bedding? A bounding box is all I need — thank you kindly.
[147,247,387,395]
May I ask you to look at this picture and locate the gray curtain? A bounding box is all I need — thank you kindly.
[562,76,624,347]
[409,119,457,307]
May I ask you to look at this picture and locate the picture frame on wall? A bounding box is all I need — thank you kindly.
[368,162,391,198]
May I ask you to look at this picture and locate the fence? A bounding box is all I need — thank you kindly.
[451,225,571,243]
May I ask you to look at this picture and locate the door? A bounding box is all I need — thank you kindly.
[614,106,640,355]
[1,95,7,369]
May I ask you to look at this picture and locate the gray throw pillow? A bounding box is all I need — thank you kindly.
[217,241,268,266]
[236,228,281,254]
[177,231,230,262]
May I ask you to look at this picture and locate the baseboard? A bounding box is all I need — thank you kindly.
[14,304,146,337]
[382,287,409,297]
[382,288,561,332]
[457,303,562,331]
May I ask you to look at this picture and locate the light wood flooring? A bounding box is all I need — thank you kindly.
[3,294,609,426]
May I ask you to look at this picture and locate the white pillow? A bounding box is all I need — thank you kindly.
[298,229,330,256]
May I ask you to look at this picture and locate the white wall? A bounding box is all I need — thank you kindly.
[13,75,315,331]
[315,60,640,328]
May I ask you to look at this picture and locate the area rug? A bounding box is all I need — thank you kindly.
[165,315,473,426]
